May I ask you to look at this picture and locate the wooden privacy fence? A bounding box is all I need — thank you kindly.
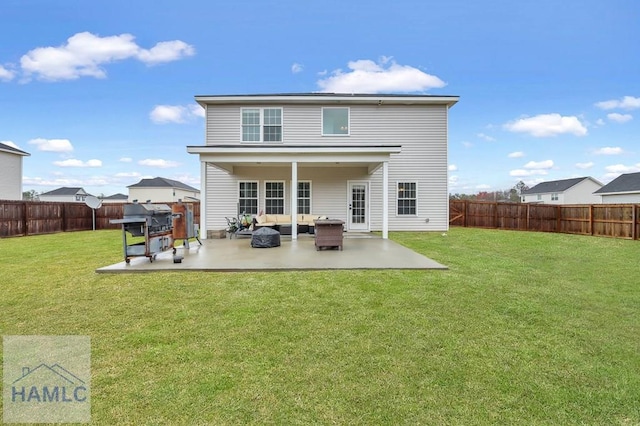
[0,201,200,238]
[450,200,639,240]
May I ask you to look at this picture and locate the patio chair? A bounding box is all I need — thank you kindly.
[226,213,253,238]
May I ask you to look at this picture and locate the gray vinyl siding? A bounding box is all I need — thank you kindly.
[0,153,23,200]
[204,103,450,232]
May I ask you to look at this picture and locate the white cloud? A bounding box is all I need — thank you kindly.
[28,138,73,152]
[524,160,553,169]
[594,146,623,155]
[448,164,458,171]
[595,96,640,110]
[575,162,594,169]
[115,171,141,177]
[188,104,205,118]
[20,32,195,81]
[53,158,102,167]
[604,164,640,174]
[462,141,473,148]
[509,169,549,177]
[23,176,83,186]
[504,113,587,137]
[150,104,203,123]
[138,158,180,168]
[0,65,15,81]
[607,113,633,123]
[291,63,303,73]
[317,57,446,93]
[119,157,133,163]
[135,40,195,65]
[476,184,491,190]
[595,118,606,126]
[508,151,524,158]
[448,175,458,185]
[477,133,495,142]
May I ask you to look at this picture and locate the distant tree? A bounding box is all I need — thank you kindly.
[22,189,38,201]
[514,181,529,195]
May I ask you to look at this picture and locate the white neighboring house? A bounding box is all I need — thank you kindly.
[99,193,129,203]
[594,172,640,204]
[0,142,30,200]
[187,93,459,240]
[38,187,91,203]
[127,177,200,203]
[521,177,603,204]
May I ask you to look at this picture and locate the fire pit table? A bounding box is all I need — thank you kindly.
[314,219,344,251]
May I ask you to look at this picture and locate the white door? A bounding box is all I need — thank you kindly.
[348,181,369,231]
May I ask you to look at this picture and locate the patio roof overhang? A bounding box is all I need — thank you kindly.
[187,144,402,174]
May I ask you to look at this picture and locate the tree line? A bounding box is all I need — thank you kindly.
[450,181,529,202]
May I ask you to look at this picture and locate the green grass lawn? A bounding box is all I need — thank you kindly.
[1,228,639,424]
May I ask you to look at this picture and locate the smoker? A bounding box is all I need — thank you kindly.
[171,202,201,249]
[111,202,175,263]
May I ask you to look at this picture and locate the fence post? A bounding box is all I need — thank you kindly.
[61,203,67,232]
[633,204,637,240]
[589,205,594,236]
[463,200,468,227]
[494,201,498,228]
[22,201,28,236]
[556,205,561,232]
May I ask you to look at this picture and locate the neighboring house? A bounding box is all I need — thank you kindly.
[99,193,129,203]
[594,172,640,204]
[187,93,459,240]
[38,187,91,203]
[127,177,200,203]
[0,142,30,200]
[521,177,603,204]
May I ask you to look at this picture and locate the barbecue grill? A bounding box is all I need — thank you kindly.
[111,202,175,263]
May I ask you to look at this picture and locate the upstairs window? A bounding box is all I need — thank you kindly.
[551,193,559,201]
[242,108,282,142]
[322,107,349,136]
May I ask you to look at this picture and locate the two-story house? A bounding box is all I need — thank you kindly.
[127,177,200,203]
[187,93,459,240]
[521,177,603,205]
[0,142,30,200]
[594,172,640,204]
[38,187,91,203]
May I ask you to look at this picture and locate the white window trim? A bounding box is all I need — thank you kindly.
[238,181,259,215]
[295,180,313,214]
[264,180,286,214]
[396,181,418,216]
[241,107,283,143]
[321,107,350,137]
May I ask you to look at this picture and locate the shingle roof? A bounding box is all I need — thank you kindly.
[0,142,30,156]
[594,172,640,194]
[100,193,128,200]
[127,177,199,192]
[521,177,599,195]
[39,187,86,196]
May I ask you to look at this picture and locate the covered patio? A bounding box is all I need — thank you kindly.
[96,234,447,273]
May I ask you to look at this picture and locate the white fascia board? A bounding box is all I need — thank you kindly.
[195,94,459,107]
[197,152,393,164]
[187,145,401,155]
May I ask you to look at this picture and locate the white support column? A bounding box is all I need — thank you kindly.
[382,161,389,239]
[291,161,298,240]
[199,160,207,239]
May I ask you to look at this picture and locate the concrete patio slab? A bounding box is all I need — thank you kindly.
[96,234,447,273]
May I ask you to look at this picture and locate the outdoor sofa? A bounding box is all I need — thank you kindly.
[253,214,323,234]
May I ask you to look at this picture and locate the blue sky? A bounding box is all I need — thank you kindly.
[1,0,639,197]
